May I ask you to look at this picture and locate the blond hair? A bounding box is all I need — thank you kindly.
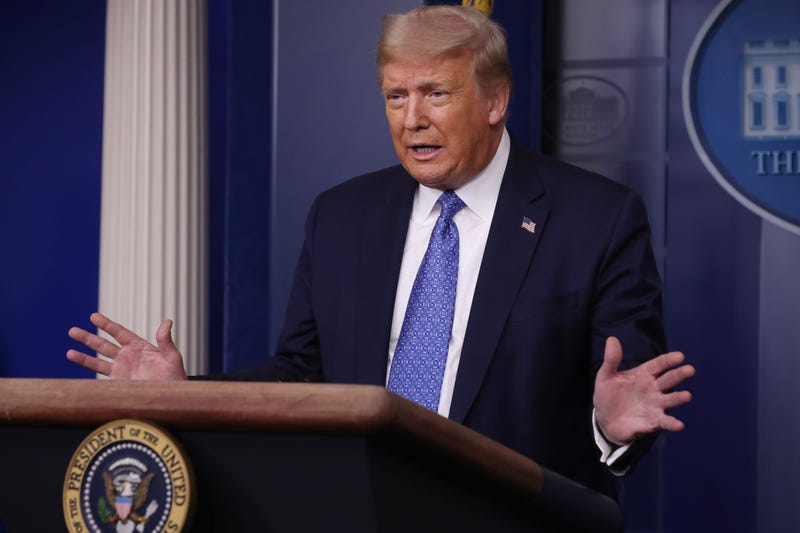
[376,5,512,95]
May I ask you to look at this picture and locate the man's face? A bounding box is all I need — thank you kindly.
[381,52,508,191]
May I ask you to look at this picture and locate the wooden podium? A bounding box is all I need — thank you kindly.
[0,379,621,532]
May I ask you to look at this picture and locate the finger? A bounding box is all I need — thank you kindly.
[68,326,121,359]
[656,364,696,391]
[659,413,686,433]
[90,312,146,346]
[637,350,686,376]
[156,319,177,354]
[66,349,113,376]
[597,336,623,380]
[661,389,692,410]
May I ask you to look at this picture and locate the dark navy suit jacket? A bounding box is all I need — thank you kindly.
[229,141,666,498]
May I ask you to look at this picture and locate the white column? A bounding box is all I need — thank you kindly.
[99,0,208,374]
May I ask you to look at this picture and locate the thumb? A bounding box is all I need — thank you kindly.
[156,319,177,354]
[597,336,623,381]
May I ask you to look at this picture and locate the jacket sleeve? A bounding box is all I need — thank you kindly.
[590,189,666,472]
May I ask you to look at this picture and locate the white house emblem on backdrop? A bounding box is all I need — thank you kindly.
[543,76,628,146]
[684,0,800,235]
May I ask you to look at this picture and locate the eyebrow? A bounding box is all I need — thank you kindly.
[382,78,450,94]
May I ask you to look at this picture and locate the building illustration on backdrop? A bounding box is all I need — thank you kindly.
[543,76,628,146]
[742,38,800,139]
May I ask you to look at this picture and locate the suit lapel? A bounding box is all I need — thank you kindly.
[354,170,416,385]
[449,145,550,423]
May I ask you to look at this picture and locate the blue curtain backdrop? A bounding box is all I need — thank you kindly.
[207,0,273,373]
[0,0,106,378]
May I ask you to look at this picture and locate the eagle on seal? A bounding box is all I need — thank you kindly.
[102,471,155,525]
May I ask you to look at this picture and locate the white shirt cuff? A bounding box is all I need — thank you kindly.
[592,409,632,476]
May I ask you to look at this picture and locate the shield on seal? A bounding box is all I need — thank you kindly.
[115,496,133,521]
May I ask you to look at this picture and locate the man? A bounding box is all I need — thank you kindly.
[68,6,693,499]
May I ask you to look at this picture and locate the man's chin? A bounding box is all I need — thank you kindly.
[402,164,465,191]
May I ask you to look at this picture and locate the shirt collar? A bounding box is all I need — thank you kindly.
[413,128,510,222]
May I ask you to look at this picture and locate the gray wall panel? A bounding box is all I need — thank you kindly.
[758,221,800,532]
[556,0,667,60]
[270,0,420,350]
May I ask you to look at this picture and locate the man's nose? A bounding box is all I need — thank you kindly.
[403,95,430,130]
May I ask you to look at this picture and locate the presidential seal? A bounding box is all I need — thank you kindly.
[63,419,194,533]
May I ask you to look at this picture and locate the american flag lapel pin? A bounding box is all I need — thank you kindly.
[521,216,536,234]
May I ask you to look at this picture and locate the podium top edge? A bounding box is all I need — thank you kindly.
[0,378,395,431]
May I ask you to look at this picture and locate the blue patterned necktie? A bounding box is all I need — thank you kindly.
[387,190,465,411]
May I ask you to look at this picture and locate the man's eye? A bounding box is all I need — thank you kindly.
[430,90,447,98]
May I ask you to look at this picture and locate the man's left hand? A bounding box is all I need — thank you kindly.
[593,336,695,445]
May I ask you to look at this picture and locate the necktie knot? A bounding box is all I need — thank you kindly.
[438,191,465,221]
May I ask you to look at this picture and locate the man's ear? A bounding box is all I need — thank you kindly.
[487,83,511,126]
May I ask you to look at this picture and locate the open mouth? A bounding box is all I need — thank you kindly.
[409,144,442,159]
[412,145,440,153]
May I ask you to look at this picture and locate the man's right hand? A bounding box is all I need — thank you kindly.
[67,312,188,380]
